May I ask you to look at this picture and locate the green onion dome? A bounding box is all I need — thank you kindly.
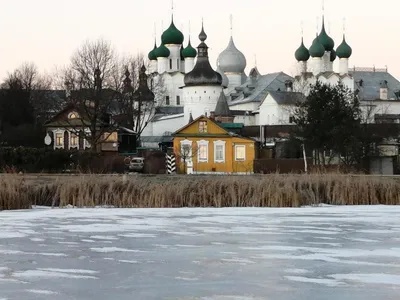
[182,39,197,58]
[336,35,352,59]
[154,44,170,58]
[161,19,184,45]
[294,38,310,62]
[309,35,325,58]
[318,20,335,51]
[330,49,337,62]
[148,42,157,61]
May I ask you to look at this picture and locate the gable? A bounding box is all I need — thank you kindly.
[174,116,229,136]
[44,105,91,127]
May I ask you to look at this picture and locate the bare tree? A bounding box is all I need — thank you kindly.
[174,143,199,174]
[117,54,166,145]
[58,38,123,152]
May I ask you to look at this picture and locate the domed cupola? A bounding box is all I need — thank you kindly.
[184,24,222,87]
[148,42,157,61]
[336,35,352,59]
[318,18,335,51]
[216,60,229,88]
[217,36,247,74]
[161,18,184,45]
[330,48,337,62]
[154,43,170,58]
[182,39,197,58]
[295,37,310,62]
[309,35,325,58]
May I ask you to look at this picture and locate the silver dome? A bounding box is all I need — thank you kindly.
[216,60,229,88]
[217,36,247,74]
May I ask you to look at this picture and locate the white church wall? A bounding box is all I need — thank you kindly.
[163,73,184,106]
[233,115,256,126]
[183,85,223,121]
[229,102,259,111]
[259,94,280,125]
[165,45,181,73]
[361,101,400,122]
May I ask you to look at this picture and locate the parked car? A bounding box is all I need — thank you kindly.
[124,156,144,173]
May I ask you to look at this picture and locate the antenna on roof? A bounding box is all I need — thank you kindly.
[316,16,319,34]
[322,0,325,16]
[254,54,257,67]
[171,0,174,19]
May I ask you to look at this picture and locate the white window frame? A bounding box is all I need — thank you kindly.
[84,128,91,149]
[70,132,79,149]
[197,140,209,163]
[235,145,246,161]
[180,139,193,162]
[214,140,226,163]
[53,129,65,150]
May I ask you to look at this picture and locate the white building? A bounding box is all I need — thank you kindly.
[141,14,400,148]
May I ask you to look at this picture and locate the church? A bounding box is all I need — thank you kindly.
[140,12,400,147]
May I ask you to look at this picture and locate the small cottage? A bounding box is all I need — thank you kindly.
[173,115,255,174]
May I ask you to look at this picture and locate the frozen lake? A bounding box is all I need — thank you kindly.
[1,206,400,300]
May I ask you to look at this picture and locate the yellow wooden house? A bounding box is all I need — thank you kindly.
[172,116,256,174]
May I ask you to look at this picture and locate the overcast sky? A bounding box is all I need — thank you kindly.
[0,0,398,81]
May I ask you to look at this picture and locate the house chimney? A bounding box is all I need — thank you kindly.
[285,80,293,92]
[210,111,215,120]
[380,80,388,100]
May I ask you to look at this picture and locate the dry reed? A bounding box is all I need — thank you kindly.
[1,174,400,210]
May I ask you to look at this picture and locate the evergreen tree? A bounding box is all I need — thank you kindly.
[293,81,362,166]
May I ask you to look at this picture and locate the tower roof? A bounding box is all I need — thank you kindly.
[318,17,335,51]
[148,42,157,61]
[184,23,222,87]
[133,64,155,102]
[217,36,247,74]
[182,39,197,58]
[309,35,325,58]
[161,18,184,45]
[214,91,232,117]
[336,35,352,59]
[295,37,310,62]
[154,43,170,58]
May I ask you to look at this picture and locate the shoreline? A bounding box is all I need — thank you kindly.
[1,173,399,210]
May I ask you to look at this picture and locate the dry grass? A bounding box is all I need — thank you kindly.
[1,174,400,210]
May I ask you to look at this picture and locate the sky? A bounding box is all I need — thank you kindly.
[0,0,398,81]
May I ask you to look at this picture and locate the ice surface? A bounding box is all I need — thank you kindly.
[26,289,59,295]
[1,206,400,300]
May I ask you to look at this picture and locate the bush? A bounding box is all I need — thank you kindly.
[0,147,125,173]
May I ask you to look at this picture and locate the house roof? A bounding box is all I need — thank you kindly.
[351,70,400,101]
[267,91,306,105]
[228,72,294,105]
[155,106,184,115]
[173,115,254,141]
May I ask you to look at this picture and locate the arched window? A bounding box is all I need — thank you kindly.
[68,112,79,119]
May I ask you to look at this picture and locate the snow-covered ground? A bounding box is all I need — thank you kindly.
[1,206,400,300]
